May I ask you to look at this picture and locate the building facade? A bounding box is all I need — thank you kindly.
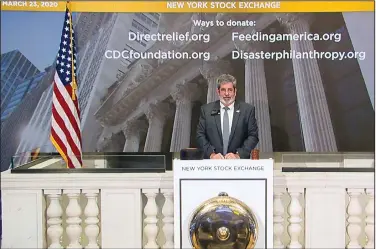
[76,13,160,151]
[94,13,374,154]
[3,12,374,171]
[13,84,55,165]
[10,13,161,166]
[1,71,46,122]
[0,13,110,171]
[1,50,40,115]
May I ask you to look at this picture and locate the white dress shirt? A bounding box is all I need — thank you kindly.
[220,102,234,135]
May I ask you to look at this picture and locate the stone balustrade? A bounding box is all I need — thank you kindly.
[1,158,374,248]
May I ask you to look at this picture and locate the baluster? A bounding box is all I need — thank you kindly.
[364,189,374,249]
[287,188,303,249]
[64,189,83,248]
[274,188,286,249]
[143,189,160,248]
[45,190,63,249]
[82,190,100,249]
[161,189,174,249]
[346,189,363,249]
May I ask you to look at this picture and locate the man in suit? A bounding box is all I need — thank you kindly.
[196,74,259,159]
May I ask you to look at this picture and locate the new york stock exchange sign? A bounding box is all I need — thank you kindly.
[173,158,274,249]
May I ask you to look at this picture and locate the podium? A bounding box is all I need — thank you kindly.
[173,158,274,249]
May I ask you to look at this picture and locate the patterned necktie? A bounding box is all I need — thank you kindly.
[222,106,230,155]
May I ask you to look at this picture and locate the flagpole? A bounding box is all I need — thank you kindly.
[67,0,80,168]
[50,1,83,169]
[68,1,77,101]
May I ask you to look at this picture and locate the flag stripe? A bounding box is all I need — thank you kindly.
[51,127,80,169]
[52,89,82,156]
[52,90,81,151]
[54,73,80,124]
[50,3,82,169]
[51,97,82,167]
[50,128,70,166]
[53,76,81,148]
[51,113,80,168]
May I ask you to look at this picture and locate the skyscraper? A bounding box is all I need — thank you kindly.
[11,13,162,166]
[0,13,106,171]
[1,50,40,114]
[1,71,46,122]
[77,13,160,151]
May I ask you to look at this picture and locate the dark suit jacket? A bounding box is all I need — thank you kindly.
[196,100,259,159]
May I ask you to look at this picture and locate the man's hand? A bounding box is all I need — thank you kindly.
[210,153,225,159]
[225,153,240,159]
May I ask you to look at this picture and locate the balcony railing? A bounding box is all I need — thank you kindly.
[1,153,374,248]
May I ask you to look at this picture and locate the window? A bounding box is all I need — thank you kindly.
[16,80,30,89]
[17,59,28,78]
[116,69,125,80]
[129,29,147,47]
[131,20,150,34]
[120,50,133,65]
[9,53,21,68]
[120,60,130,68]
[33,73,45,83]
[29,81,39,90]
[6,97,22,108]
[130,28,148,40]
[14,87,28,96]
[125,44,140,53]
[148,13,160,21]
[135,13,158,28]
[25,68,34,79]
[121,47,136,65]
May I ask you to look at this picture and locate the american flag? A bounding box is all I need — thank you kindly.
[50,2,83,168]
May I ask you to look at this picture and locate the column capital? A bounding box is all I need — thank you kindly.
[96,137,112,151]
[129,63,154,83]
[145,101,173,123]
[171,80,201,104]
[200,56,233,81]
[202,13,217,22]
[276,13,314,31]
[122,118,148,138]
[215,13,235,22]
[109,133,124,151]
[96,126,115,151]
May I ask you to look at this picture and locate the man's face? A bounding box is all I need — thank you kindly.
[217,82,236,106]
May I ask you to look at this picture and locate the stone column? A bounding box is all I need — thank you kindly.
[170,81,201,152]
[96,126,113,152]
[122,119,147,152]
[200,56,233,103]
[99,138,113,152]
[144,102,173,152]
[105,133,124,152]
[191,13,201,34]
[276,14,338,152]
[235,39,273,152]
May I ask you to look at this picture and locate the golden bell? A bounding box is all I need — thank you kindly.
[189,192,258,249]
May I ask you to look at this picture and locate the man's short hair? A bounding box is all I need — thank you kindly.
[216,74,237,89]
